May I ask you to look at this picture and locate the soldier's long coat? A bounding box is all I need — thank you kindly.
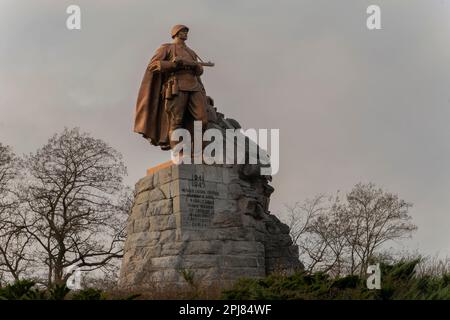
[134,44,172,149]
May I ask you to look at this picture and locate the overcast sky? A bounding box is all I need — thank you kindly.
[1,0,449,257]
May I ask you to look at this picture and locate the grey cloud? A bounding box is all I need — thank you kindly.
[1,0,449,256]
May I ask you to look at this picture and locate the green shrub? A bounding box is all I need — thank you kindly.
[1,259,448,300]
[48,284,71,300]
[0,280,46,300]
[71,288,105,300]
[222,260,450,300]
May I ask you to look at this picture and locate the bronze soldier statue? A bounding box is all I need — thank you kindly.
[134,24,213,150]
[132,25,275,208]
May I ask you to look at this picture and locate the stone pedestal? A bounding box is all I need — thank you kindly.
[119,162,302,289]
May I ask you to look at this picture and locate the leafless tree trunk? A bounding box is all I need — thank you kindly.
[0,144,35,283]
[14,128,130,287]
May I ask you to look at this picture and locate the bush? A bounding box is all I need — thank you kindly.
[222,260,450,300]
[1,259,449,300]
[71,288,105,300]
[0,280,45,300]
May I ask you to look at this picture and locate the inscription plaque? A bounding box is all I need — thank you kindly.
[181,173,219,229]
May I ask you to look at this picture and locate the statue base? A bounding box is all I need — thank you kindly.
[119,162,302,290]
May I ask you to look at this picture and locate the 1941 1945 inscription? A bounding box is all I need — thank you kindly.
[183,173,219,229]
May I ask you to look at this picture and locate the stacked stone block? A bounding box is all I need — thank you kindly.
[119,162,302,289]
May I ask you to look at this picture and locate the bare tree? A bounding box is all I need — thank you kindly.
[345,183,416,276]
[15,128,129,287]
[285,195,325,245]
[285,194,349,276]
[0,143,35,283]
[283,183,417,277]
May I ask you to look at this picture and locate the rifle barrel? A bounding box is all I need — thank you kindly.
[199,62,215,67]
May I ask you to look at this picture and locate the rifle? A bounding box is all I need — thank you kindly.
[196,61,215,67]
[173,57,215,68]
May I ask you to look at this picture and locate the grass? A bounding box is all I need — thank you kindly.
[1,260,448,300]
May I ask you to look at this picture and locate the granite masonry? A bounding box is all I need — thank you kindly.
[119,162,302,289]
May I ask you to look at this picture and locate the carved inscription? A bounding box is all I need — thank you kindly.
[181,173,219,229]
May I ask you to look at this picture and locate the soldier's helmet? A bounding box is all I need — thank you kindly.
[171,24,189,39]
